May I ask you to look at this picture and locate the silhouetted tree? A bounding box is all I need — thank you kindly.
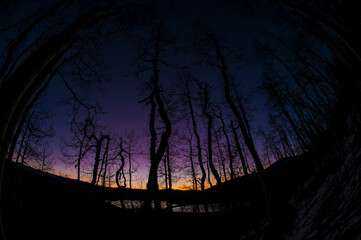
[185,126,198,190]
[82,117,110,186]
[231,121,249,177]
[215,110,236,180]
[123,130,139,190]
[160,145,173,211]
[115,138,127,189]
[13,95,54,170]
[98,134,111,187]
[258,127,283,163]
[194,23,273,225]
[61,101,96,182]
[137,23,173,210]
[174,71,210,211]
[201,83,222,185]
[214,127,228,181]
[115,137,127,208]
[260,74,309,151]
[184,75,207,191]
[195,25,265,172]
[0,2,147,237]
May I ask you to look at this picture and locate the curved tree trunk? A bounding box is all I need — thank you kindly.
[203,86,222,185]
[231,121,249,177]
[0,3,138,238]
[116,139,126,189]
[186,80,206,191]
[218,113,235,180]
[144,28,172,210]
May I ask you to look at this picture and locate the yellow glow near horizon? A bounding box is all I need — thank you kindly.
[16,159,222,191]
[51,169,215,191]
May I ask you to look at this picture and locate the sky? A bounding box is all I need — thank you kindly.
[3,0,278,189]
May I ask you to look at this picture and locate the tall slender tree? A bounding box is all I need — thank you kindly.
[231,121,249,177]
[215,110,236,180]
[202,84,222,185]
[0,2,146,237]
[185,77,207,191]
[139,24,172,210]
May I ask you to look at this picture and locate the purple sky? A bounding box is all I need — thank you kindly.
[28,0,276,188]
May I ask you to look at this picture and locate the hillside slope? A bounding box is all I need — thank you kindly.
[285,117,361,240]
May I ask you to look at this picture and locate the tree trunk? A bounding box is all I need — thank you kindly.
[77,140,83,182]
[0,3,138,238]
[188,140,197,190]
[91,140,102,186]
[163,155,168,190]
[101,137,110,187]
[231,121,249,177]
[186,81,206,191]
[144,30,172,210]
[265,78,309,150]
[128,145,132,189]
[166,146,172,190]
[144,92,157,210]
[165,146,172,211]
[116,139,126,189]
[146,162,161,210]
[214,40,264,172]
[215,130,227,181]
[206,33,272,224]
[203,86,222,185]
[219,114,235,180]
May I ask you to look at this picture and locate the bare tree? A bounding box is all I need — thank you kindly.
[214,127,228,181]
[184,75,207,191]
[13,95,54,170]
[194,25,265,172]
[115,138,127,189]
[61,101,95,183]
[115,137,127,208]
[194,23,273,224]
[231,121,249,177]
[260,75,309,151]
[0,2,147,237]
[82,117,110,186]
[215,110,236,180]
[201,83,222,185]
[185,127,198,190]
[123,130,139,190]
[37,141,54,172]
[137,24,173,210]
[99,134,111,187]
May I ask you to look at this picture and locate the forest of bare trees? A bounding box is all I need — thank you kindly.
[0,0,360,239]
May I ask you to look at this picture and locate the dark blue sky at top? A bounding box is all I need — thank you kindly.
[93,0,272,132]
[3,0,278,179]
[97,2,265,134]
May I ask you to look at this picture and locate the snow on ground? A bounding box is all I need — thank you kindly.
[285,117,361,240]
